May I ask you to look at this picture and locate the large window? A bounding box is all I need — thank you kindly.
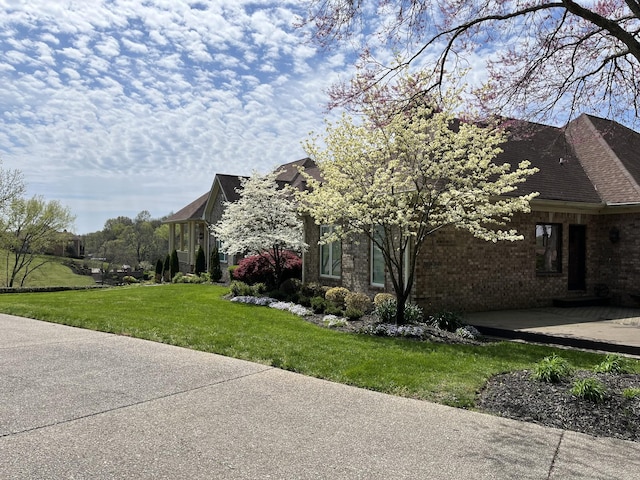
[320,225,341,278]
[371,226,385,286]
[536,223,562,273]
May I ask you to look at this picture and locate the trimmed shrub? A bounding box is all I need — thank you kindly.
[571,378,607,403]
[170,249,180,280]
[195,246,206,275]
[345,292,372,314]
[209,247,223,282]
[122,275,139,284]
[373,292,395,307]
[310,296,327,314]
[233,251,302,287]
[531,355,573,383]
[301,282,329,299]
[163,254,171,281]
[280,278,302,296]
[345,307,364,320]
[325,287,350,309]
[155,259,163,283]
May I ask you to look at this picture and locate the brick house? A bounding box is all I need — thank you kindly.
[302,114,640,312]
[165,158,316,277]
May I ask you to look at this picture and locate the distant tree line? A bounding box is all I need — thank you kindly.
[82,210,170,274]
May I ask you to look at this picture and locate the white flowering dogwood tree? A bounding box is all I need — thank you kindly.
[297,74,539,324]
[211,170,307,287]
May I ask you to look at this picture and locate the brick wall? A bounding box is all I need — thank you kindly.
[303,210,640,312]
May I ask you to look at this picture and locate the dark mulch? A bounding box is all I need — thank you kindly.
[304,310,640,442]
[477,370,640,442]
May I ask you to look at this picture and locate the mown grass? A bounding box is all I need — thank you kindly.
[0,283,635,408]
[0,253,95,287]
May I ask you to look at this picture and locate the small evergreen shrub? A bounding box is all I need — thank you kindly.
[310,296,327,314]
[209,247,223,282]
[594,354,631,374]
[155,259,163,283]
[195,246,206,275]
[172,272,184,284]
[325,287,350,309]
[427,311,463,332]
[373,292,395,307]
[301,282,328,299]
[531,355,573,383]
[571,378,607,403]
[280,278,302,296]
[170,249,180,280]
[345,307,364,320]
[122,275,139,284]
[345,292,372,314]
[230,280,253,297]
[252,282,267,295]
[324,302,343,316]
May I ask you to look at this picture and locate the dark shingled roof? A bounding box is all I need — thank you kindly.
[499,120,602,203]
[586,114,640,191]
[215,174,247,203]
[164,191,209,223]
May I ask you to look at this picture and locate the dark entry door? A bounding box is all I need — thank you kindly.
[568,225,586,291]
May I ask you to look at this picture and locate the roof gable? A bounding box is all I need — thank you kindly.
[164,191,209,223]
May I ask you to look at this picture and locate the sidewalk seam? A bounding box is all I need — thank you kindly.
[547,430,565,479]
[0,366,274,439]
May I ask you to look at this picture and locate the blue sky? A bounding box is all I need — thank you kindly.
[0,0,355,233]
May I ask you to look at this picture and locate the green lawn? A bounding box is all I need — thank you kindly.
[0,283,634,408]
[0,254,96,287]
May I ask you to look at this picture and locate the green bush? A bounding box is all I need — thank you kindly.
[301,282,328,299]
[209,247,223,282]
[172,272,184,284]
[252,282,267,295]
[324,302,343,316]
[345,292,372,314]
[345,307,364,321]
[594,354,631,374]
[310,296,327,314]
[427,311,462,332]
[195,246,206,275]
[122,275,139,284]
[325,287,350,309]
[373,292,395,307]
[571,378,607,403]
[229,280,253,297]
[170,249,180,280]
[280,278,302,296]
[622,387,640,400]
[374,298,397,323]
[531,354,573,383]
[404,303,424,324]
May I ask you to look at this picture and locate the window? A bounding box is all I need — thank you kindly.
[371,226,385,287]
[320,225,341,278]
[536,224,562,273]
[216,238,227,263]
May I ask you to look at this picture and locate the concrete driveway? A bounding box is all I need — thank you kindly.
[1,314,639,479]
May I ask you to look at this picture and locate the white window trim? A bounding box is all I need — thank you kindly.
[319,225,341,279]
[371,226,385,287]
[216,238,228,264]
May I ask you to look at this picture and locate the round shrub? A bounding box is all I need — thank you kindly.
[374,293,395,307]
[233,251,302,287]
[122,275,139,284]
[280,278,302,296]
[229,280,253,297]
[593,354,630,374]
[310,296,327,314]
[404,302,424,324]
[325,287,350,309]
[301,282,329,299]
[345,292,372,314]
[345,307,364,321]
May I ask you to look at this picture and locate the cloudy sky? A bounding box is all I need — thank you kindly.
[0,0,356,234]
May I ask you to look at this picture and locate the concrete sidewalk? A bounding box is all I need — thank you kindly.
[1,314,639,479]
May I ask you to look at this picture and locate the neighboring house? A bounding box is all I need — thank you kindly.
[165,158,318,278]
[302,113,640,312]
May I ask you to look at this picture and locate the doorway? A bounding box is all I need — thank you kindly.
[568,225,586,291]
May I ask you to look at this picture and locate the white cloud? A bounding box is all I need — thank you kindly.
[0,0,355,233]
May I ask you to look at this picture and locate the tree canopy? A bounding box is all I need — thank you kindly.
[212,170,307,286]
[300,0,640,124]
[297,74,538,323]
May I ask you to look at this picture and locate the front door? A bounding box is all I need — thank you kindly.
[568,225,586,291]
